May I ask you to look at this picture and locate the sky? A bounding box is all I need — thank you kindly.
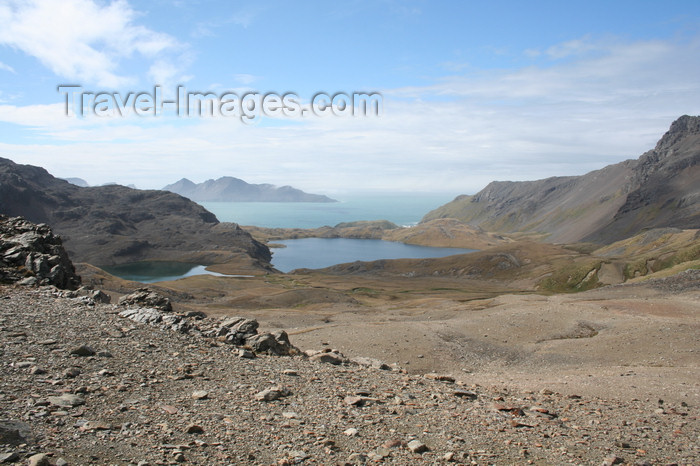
[0,0,699,195]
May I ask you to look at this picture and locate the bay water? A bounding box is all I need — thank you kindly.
[200,192,458,228]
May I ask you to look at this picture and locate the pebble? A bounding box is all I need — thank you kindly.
[254,388,290,402]
[425,373,455,383]
[37,339,58,345]
[185,424,204,434]
[238,348,255,359]
[69,345,95,356]
[191,390,209,400]
[27,453,50,466]
[343,395,366,406]
[407,439,429,453]
[81,420,112,431]
[47,393,85,408]
[0,452,19,463]
[375,446,391,458]
[453,389,478,400]
[602,454,624,465]
[63,367,81,378]
[346,453,367,464]
[309,352,345,365]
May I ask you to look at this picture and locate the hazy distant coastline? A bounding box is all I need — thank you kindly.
[163,176,337,203]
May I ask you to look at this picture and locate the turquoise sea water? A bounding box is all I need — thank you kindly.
[200,192,458,228]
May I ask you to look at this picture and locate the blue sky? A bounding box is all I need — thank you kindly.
[0,0,699,194]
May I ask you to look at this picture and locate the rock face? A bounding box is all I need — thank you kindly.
[0,215,80,289]
[0,158,271,266]
[424,115,700,244]
[163,176,337,203]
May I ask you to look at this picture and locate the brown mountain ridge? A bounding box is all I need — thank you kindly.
[0,158,271,269]
[424,115,700,244]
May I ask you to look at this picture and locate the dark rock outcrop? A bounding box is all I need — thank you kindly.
[118,288,173,312]
[208,316,298,355]
[114,289,299,355]
[424,115,700,244]
[0,215,80,289]
[0,158,271,267]
[163,176,337,203]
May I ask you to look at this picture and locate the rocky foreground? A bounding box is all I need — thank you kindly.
[1,285,698,465]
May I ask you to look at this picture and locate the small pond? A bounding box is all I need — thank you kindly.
[271,238,476,273]
[102,261,236,283]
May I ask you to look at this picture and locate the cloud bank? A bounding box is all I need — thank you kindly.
[0,4,698,194]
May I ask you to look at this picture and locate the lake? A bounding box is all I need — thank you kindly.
[105,194,471,281]
[102,241,475,281]
[271,238,476,273]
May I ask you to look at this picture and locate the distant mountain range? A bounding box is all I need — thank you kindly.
[61,177,89,187]
[163,177,337,203]
[424,115,700,244]
[0,158,271,267]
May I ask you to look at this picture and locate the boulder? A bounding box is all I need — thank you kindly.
[118,288,172,312]
[219,317,259,335]
[246,330,297,356]
[0,216,80,289]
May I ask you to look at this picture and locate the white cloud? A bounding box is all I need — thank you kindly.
[0,36,698,194]
[544,36,597,59]
[191,6,262,37]
[0,61,15,73]
[0,0,186,88]
[233,74,259,86]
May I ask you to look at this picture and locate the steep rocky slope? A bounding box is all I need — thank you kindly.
[0,158,270,267]
[163,177,337,202]
[424,115,700,244]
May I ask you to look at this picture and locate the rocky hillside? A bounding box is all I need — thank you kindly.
[0,216,80,289]
[1,283,697,465]
[163,177,337,203]
[424,115,700,244]
[0,158,271,267]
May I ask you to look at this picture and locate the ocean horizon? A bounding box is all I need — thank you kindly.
[199,192,460,229]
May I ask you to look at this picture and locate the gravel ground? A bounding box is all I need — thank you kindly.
[1,284,698,465]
